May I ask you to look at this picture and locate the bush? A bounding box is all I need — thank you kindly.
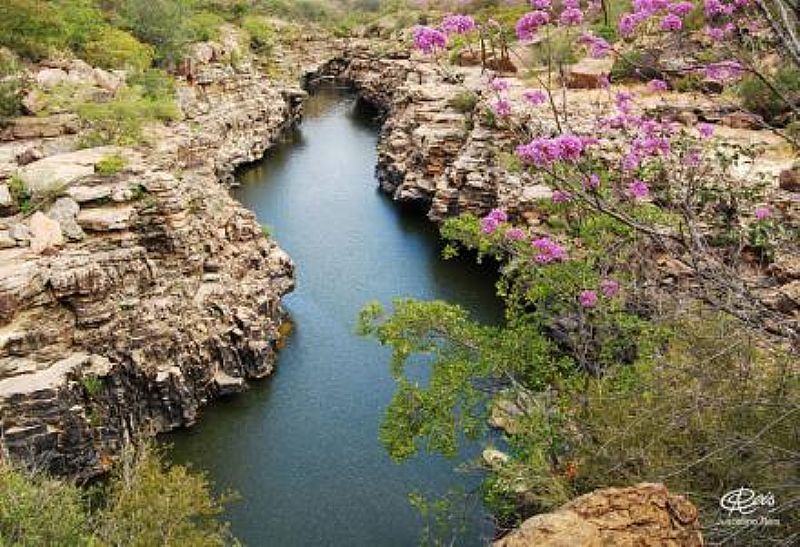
[0,0,107,60]
[0,0,66,60]
[738,65,800,124]
[117,0,194,65]
[0,443,236,546]
[84,29,155,72]
[186,11,226,42]
[78,88,180,146]
[448,90,479,113]
[127,68,176,101]
[95,444,235,547]
[95,154,128,176]
[241,15,275,55]
[0,463,90,545]
[0,53,22,126]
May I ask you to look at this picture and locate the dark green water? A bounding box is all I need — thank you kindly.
[166,87,503,546]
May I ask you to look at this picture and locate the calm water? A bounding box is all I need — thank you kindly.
[166,87,503,546]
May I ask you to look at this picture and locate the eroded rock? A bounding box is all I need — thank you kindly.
[494,484,703,547]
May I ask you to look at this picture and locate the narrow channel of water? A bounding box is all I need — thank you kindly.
[167,86,503,546]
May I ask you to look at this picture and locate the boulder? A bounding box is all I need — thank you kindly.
[28,212,64,254]
[92,67,123,93]
[495,484,703,547]
[47,197,84,241]
[35,68,68,89]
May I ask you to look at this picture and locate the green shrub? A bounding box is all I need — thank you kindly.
[127,68,176,101]
[448,90,479,114]
[0,53,22,126]
[0,463,90,545]
[95,444,235,547]
[84,28,155,72]
[186,11,225,42]
[7,175,31,213]
[78,89,180,146]
[0,0,107,60]
[738,65,800,124]
[241,15,275,55]
[0,0,66,60]
[117,0,194,65]
[96,154,128,176]
[0,443,236,546]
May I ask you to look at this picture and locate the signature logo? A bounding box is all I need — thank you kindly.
[720,487,775,515]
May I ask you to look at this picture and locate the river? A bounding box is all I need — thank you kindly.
[167,86,503,546]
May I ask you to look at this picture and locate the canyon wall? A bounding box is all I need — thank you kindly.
[0,47,300,478]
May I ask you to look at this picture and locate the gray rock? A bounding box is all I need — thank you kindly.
[47,197,84,241]
[9,222,30,243]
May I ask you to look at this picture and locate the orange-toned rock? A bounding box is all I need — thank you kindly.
[495,483,703,547]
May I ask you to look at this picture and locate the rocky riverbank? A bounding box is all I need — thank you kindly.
[312,45,800,320]
[0,38,301,478]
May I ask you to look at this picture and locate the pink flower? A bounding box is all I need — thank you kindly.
[490,78,510,92]
[755,206,771,220]
[505,227,527,240]
[441,14,477,35]
[647,79,668,92]
[492,98,513,117]
[523,89,548,105]
[660,14,683,31]
[703,61,744,82]
[627,179,650,199]
[413,26,447,54]
[697,122,715,138]
[481,216,500,234]
[580,290,598,308]
[578,32,611,58]
[619,13,639,37]
[516,10,550,41]
[532,237,567,263]
[668,1,694,16]
[584,173,601,190]
[552,190,572,203]
[559,8,584,26]
[530,0,552,8]
[600,278,620,298]
[487,208,508,222]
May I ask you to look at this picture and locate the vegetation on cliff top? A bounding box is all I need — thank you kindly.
[0,443,235,546]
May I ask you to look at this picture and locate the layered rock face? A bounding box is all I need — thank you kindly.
[315,49,799,321]
[494,483,703,547]
[312,51,555,221]
[0,50,299,478]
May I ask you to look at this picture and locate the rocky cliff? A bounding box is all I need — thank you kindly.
[312,47,800,320]
[0,45,300,478]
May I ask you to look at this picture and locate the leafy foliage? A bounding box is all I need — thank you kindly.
[0,443,235,546]
[83,28,155,72]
